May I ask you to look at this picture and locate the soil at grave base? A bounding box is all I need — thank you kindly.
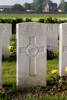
[0,82,67,99]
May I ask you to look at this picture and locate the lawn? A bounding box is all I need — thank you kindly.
[0,13,67,18]
[2,61,16,86]
[1,57,59,100]
[1,57,66,100]
[2,57,59,86]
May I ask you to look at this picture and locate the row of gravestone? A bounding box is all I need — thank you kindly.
[0,22,66,88]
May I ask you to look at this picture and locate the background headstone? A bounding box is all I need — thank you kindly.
[16,22,47,88]
[0,30,3,87]
[0,24,11,86]
[59,23,67,76]
[1,24,12,59]
[47,24,59,51]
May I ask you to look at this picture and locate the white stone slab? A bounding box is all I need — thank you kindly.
[47,24,59,51]
[16,22,47,88]
[0,38,3,87]
[59,23,67,76]
[1,24,12,58]
[0,23,11,86]
[0,25,4,86]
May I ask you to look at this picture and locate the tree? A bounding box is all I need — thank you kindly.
[24,3,32,10]
[32,0,45,12]
[32,0,52,12]
[58,0,65,11]
[64,2,67,11]
[12,4,25,11]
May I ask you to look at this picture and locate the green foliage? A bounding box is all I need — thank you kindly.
[47,50,59,60]
[32,0,52,12]
[39,86,50,91]
[45,17,58,23]
[11,4,25,11]
[25,96,67,100]
[24,3,32,10]
[32,0,44,12]
[0,95,67,100]
[0,15,67,35]
[59,0,65,12]
[10,34,16,59]
[32,0,46,12]
[47,75,60,85]
[25,18,32,22]
[38,18,44,23]
[15,18,24,23]
[59,0,67,12]
[0,18,14,23]
[0,16,66,25]
[12,18,24,33]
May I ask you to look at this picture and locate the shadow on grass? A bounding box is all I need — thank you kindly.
[2,56,16,62]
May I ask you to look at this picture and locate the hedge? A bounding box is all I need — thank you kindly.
[0,17,67,33]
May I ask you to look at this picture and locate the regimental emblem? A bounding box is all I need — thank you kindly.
[19,36,45,76]
[26,45,39,57]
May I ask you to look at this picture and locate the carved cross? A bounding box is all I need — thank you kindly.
[19,36,45,76]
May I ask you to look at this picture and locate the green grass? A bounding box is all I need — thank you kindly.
[24,96,67,100]
[2,58,58,86]
[0,96,67,100]
[1,52,59,100]
[0,13,67,18]
[2,57,59,86]
[2,61,16,86]
[47,58,59,76]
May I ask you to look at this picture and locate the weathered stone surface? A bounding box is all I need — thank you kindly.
[0,24,4,86]
[0,38,2,87]
[59,23,67,76]
[16,22,47,88]
[47,24,59,51]
[1,24,12,58]
[0,24,11,86]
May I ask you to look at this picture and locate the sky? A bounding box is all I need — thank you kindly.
[0,0,67,6]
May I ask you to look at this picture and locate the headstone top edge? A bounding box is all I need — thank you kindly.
[16,22,60,26]
[45,23,59,25]
[0,23,12,26]
[60,23,67,25]
[16,22,46,25]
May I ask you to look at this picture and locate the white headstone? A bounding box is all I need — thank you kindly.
[59,23,67,76]
[0,29,3,86]
[2,24,12,58]
[47,24,59,51]
[16,22,47,88]
[0,24,11,86]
